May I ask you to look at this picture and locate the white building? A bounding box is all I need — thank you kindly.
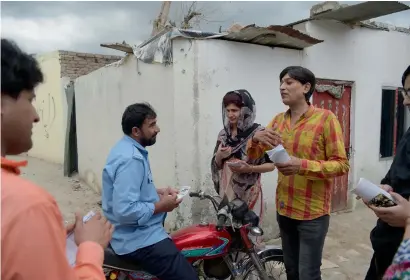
[73,1,410,237]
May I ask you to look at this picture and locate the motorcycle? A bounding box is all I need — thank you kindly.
[103,191,284,280]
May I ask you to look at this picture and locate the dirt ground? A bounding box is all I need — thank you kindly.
[13,155,377,280]
[12,155,102,223]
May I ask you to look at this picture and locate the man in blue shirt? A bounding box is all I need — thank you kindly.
[102,103,198,280]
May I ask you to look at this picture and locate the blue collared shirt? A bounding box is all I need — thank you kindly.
[102,135,168,255]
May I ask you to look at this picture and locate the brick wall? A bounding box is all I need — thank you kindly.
[59,51,123,80]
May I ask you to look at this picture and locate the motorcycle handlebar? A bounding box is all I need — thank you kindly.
[188,192,201,198]
[189,192,219,212]
[216,215,227,231]
[190,192,231,231]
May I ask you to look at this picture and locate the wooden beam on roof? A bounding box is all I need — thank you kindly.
[100,42,133,54]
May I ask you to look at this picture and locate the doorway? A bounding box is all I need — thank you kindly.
[64,81,78,177]
[311,79,353,212]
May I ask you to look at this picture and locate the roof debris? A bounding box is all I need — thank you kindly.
[359,20,410,34]
[286,1,410,33]
[100,0,409,63]
[221,24,323,50]
[100,42,133,54]
[311,1,409,23]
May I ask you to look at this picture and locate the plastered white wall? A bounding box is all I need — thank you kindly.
[168,39,200,229]
[74,56,176,195]
[60,76,72,131]
[30,51,66,164]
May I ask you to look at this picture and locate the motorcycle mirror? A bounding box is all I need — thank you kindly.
[249,226,264,237]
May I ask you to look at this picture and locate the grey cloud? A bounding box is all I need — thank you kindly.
[1,1,160,19]
[1,1,410,55]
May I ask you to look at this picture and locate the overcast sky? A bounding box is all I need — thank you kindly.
[2,1,410,55]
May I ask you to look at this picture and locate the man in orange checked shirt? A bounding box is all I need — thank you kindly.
[1,39,113,280]
[247,66,349,280]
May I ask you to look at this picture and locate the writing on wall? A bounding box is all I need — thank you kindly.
[36,93,56,138]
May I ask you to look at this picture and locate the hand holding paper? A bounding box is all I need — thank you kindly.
[253,126,282,148]
[351,178,396,207]
[227,160,252,173]
[177,186,191,200]
[266,144,291,164]
[66,211,114,267]
[369,192,410,227]
[275,156,302,176]
[66,211,96,266]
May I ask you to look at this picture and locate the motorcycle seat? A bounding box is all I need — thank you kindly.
[103,247,144,272]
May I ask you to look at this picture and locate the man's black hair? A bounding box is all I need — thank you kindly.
[121,103,157,135]
[402,65,410,87]
[280,66,316,102]
[1,38,44,98]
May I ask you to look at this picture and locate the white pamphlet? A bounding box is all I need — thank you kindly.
[66,211,96,267]
[351,178,396,206]
[177,186,191,200]
[266,145,291,164]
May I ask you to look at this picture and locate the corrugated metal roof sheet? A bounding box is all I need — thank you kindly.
[219,24,323,50]
[312,1,410,23]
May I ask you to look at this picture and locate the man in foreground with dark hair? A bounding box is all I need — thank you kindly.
[102,103,198,280]
[364,65,410,280]
[247,66,349,280]
[1,39,113,279]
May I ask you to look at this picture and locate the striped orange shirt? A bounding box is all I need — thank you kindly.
[247,105,349,220]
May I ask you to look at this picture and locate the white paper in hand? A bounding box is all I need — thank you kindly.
[351,178,393,201]
[266,145,291,164]
[66,211,96,266]
[351,178,396,207]
[177,186,191,200]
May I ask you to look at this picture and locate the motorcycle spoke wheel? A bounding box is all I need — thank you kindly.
[243,258,285,280]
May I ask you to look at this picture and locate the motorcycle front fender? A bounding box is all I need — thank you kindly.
[240,245,283,272]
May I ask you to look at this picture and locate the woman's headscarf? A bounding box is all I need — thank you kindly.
[220,89,260,150]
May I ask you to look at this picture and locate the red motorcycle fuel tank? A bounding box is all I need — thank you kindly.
[170,223,231,261]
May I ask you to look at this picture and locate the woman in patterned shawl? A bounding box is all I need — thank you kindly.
[381,192,410,280]
[211,89,275,224]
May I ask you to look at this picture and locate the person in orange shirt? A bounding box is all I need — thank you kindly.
[1,38,114,280]
[247,66,349,280]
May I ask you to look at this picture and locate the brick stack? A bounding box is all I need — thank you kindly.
[59,51,123,80]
